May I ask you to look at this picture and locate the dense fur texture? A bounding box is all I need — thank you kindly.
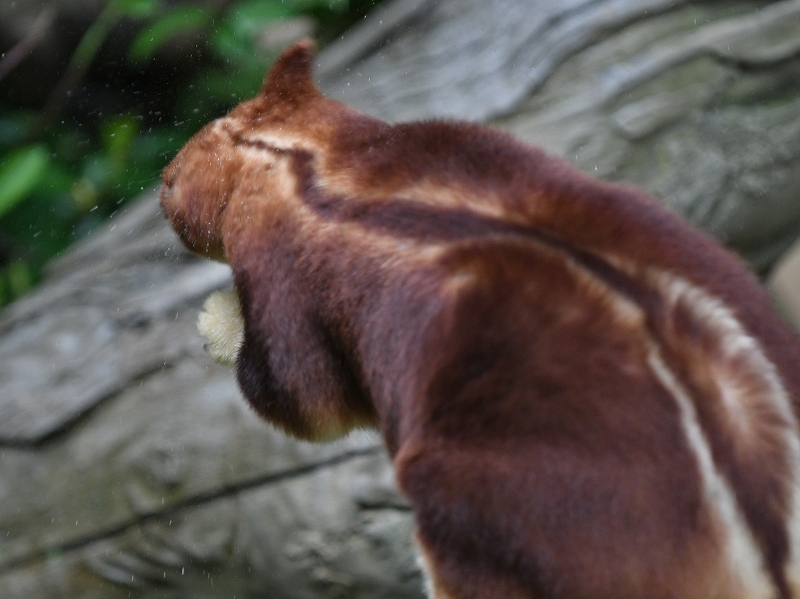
[161,40,800,599]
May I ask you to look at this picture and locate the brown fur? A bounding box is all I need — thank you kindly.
[161,40,800,599]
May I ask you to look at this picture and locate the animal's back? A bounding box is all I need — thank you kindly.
[315,117,800,598]
[390,232,800,599]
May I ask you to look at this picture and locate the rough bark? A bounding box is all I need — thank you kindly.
[0,197,421,599]
[319,0,800,273]
[2,1,800,597]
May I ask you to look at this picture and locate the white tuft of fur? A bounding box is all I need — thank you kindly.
[197,288,245,366]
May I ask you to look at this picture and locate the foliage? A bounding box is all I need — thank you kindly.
[0,0,376,306]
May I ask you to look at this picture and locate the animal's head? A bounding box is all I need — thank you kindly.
[159,40,350,262]
[160,40,383,440]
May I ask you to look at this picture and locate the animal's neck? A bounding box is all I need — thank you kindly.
[309,233,454,452]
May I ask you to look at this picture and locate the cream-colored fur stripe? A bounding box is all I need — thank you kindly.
[230,126,315,153]
[548,246,793,595]
[647,344,774,598]
[486,239,782,595]
[651,271,800,593]
[653,274,796,434]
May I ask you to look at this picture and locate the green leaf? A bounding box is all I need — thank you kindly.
[6,261,33,299]
[116,0,161,19]
[36,164,74,200]
[72,176,100,212]
[81,152,114,192]
[100,114,140,162]
[225,0,294,37]
[0,145,50,219]
[209,23,252,63]
[209,1,293,62]
[128,6,212,62]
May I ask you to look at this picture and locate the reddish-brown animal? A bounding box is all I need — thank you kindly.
[161,40,800,599]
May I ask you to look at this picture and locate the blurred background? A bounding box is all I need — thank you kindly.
[0,0,383,307]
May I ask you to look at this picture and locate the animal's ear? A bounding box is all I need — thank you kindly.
[259,39,320,103]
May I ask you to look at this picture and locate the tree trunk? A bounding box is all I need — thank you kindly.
[318,0,800,273]
[2,1,799,597]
